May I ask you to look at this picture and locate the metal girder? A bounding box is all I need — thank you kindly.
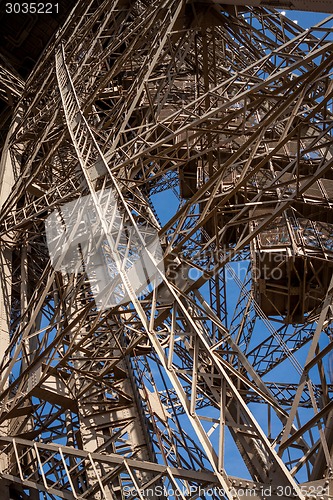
[200,0,333,14]
[0,65,23,105]
[1,1,333,499]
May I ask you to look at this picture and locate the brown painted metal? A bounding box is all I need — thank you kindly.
[204,0,333,14]
[0,1,333,499]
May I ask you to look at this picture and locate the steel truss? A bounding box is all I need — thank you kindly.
[1,1,333,499]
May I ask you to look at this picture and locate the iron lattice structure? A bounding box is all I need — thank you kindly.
[1,1,333,499]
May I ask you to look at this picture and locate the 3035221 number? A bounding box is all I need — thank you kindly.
[5,3,59,14]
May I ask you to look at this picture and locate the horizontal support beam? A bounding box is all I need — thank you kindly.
[198,0,333,14]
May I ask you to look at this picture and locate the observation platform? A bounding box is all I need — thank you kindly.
[179,152,333,323]
[251,209,333,324]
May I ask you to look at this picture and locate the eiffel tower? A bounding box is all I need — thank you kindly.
[1,1,333,498]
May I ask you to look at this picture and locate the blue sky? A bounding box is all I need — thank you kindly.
[148,6,333,484]
[280,9,331,26]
